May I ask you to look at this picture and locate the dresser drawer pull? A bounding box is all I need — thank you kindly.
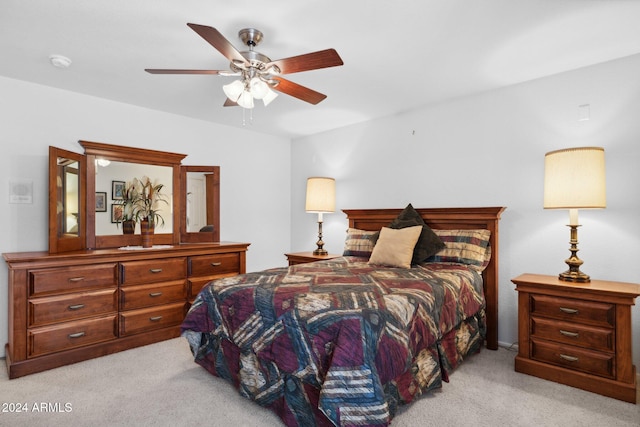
[149,316,163,322]
[68,304,85,310]
[149,268,163,274]
[210,262,222,267]
[149,292,163,297]
[559,307,579,315]
[559,354,579,362]
[559,330,579,338]
[68,332,86,339]
[68,277,85,282]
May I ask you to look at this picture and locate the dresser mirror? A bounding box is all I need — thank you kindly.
[49,140,220,253]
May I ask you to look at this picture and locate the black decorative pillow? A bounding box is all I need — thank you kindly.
[389,203,445,264]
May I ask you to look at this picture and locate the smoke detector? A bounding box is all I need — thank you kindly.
[49,54,72,68]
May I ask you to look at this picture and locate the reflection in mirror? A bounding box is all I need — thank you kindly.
[94,161,173,236]
[180,166,220,243]
[61,160,80,235]
[186,171,208,232]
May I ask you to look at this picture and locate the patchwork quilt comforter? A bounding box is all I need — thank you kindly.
[181,256,486,427]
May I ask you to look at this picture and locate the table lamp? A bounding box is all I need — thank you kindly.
[543,147,606,282]
[305,177,335,255]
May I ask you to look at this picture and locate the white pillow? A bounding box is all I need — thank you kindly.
[368,225,422,268]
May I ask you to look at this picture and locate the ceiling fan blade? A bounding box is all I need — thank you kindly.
[187,23,248,65]
[267,49,343,75]
[272,77,327,105]
[223,98,238,107]
[145,69,226,75]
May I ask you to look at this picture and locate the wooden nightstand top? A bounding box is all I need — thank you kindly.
[512,273,640,301]
[285,252,342,266]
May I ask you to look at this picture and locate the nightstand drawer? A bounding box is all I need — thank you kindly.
[530,294,614,328]
[531,317,614,352]
[531,339,614,379]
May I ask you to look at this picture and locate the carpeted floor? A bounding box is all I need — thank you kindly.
[0,338,638,427]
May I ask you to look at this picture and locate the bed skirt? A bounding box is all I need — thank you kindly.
[183,310,485,427]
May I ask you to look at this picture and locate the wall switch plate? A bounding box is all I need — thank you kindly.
[578,104,590,121]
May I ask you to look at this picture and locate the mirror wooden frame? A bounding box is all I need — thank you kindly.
[180,165,220,243]
[80,140,186,250]
[49,146,87,253]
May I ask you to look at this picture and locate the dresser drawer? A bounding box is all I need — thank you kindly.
[120,280,187,310]
[189,253,240,277]
[119,302,186,337]
[531,317,614,352]
[120,257,186,286]
[28,315,117,358]
[29,289,118,327]
[29,263,118,297]
[188,273,239,301]
[531,339,614,379]
[530,294,614,328]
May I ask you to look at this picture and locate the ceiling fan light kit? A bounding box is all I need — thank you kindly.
[145,23,344,111]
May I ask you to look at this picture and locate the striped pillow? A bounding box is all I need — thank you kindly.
[343,228,379,258]
[426,229,492,271]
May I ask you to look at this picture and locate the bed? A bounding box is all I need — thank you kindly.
[181,206,505,426]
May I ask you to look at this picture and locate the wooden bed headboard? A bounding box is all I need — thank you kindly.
[342,207,506,350]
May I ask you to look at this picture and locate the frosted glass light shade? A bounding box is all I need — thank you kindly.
[250,78,269,99]
[222,80,244,101]
[236,90,255,109]
[262,88,278,106]
[305,177,336,213]
[544,147,606,209]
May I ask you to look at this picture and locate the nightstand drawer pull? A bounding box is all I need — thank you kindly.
[149,292,163,297]
[149,268,163,274]
[149,316,163,322]
[68,304,85,311]
[68,332,86,339]
[559,330,579,338]
[68,277,85,282]
[559,354,579,362]
[210,262,222,267]
[559,307,579,314]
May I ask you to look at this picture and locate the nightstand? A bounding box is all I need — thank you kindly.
[285,252,342,266]
[512,273,640,403]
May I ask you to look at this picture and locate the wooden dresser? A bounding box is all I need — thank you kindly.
[512,273,640,403]
[4,242,249,379]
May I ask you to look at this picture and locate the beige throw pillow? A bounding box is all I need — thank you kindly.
[368,225,422,268]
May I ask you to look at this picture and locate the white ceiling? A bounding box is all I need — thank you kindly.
[2,0,640,139]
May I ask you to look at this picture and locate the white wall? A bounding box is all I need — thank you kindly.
[290,53,640,367]
[0,76,292,357]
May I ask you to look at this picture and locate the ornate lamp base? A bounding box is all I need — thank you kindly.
[313,220,327,255]
[559,224,590,283]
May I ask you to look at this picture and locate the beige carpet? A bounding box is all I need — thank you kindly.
[0,338,638,427]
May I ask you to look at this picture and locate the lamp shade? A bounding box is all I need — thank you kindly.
[305,177,335,213]
[544,147,606,209]
[222,80,244,102]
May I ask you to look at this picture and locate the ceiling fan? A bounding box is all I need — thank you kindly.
[145,23,344,108]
